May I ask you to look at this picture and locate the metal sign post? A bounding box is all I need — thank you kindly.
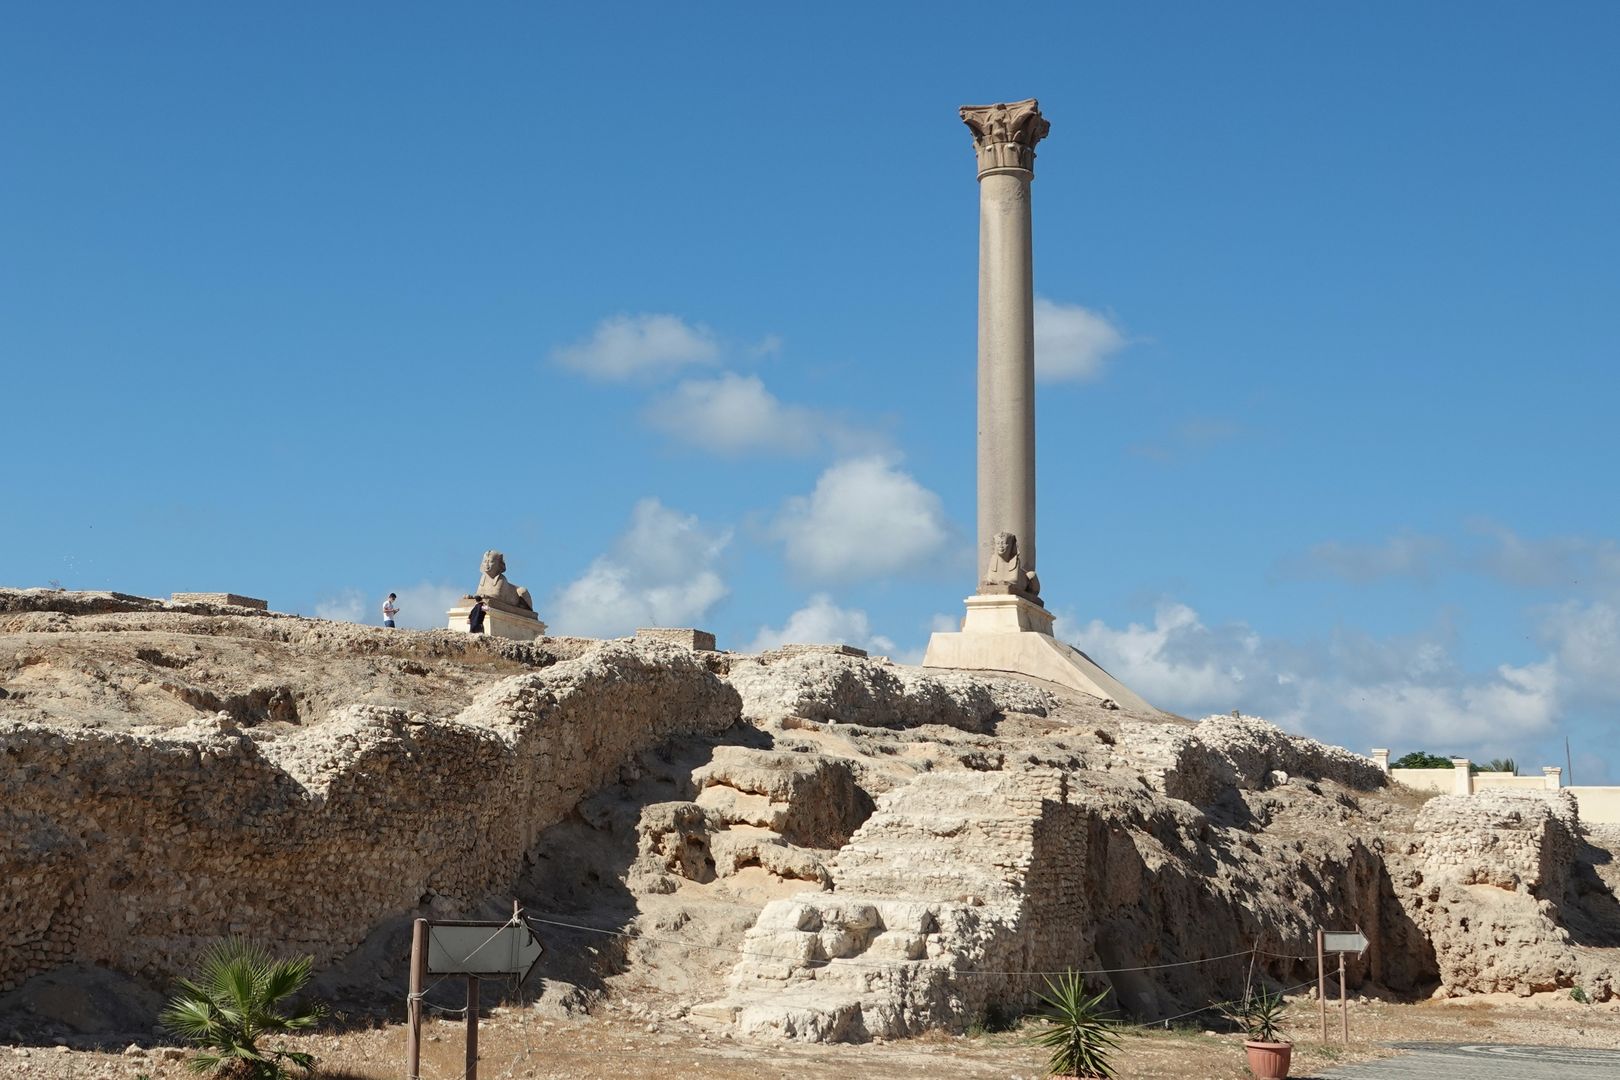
[404,903,543,1080]
[1316,927,1369,1044]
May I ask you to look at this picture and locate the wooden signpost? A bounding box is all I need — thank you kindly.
[406,903,543,1080]
[1315,928,1369,1044]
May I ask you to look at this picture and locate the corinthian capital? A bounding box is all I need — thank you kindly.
[960,98,1050,178]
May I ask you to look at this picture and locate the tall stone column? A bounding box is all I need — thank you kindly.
[924,98,1153,715]
[961,99,1049,588]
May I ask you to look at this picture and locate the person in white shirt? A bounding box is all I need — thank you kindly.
[382,593,399,628]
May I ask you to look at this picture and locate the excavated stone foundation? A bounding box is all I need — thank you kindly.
[2,591,1617,1043]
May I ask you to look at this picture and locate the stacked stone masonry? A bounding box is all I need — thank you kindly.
[0,631,738,994]
[1,592,1617,1043]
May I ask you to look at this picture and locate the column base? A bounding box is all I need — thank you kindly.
[922,595,1154,713]
[447,599,548,642]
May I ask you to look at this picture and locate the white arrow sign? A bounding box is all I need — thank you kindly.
[1322,929,1369,955]
[427,921,543,979]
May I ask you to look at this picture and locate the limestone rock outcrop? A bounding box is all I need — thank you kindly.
[0,625,738,993]
[2,589,1616,1045]
[1391,790,1617,1001]
[727,648,1057,731]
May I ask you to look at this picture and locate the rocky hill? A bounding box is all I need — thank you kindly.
[1,588,1616,1044]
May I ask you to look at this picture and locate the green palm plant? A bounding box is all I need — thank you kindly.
[1223,983,1288,1043]
[1030,970,1123,1078]
[159,938,325,1079]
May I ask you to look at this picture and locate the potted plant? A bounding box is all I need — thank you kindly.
[1224,984,1292,1079]
[1031,969,1123,1079]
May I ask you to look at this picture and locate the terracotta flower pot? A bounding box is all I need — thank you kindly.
[1243,1039,1292,1079]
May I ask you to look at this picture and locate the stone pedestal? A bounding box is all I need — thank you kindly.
[446,599,547,642]
[961,594,1055,634]
[923,596,1151,712]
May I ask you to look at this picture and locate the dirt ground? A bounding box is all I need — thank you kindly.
[7,994,1619,1080]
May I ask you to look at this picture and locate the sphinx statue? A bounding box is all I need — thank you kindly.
[475,550,535,612]
[979,531,1041,605]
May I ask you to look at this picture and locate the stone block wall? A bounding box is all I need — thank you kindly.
[716,769,1064,1040]
[0,642,740,993]
[1413,790,1578,898]
[635,628,717,651]
[1392,790,1612,999]
[170,593,269,611]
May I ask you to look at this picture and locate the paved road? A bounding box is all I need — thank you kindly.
[1317,1042,1620,1078]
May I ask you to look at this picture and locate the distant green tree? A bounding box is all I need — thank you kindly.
[160,939,324,1079]
[1392,751,1454,770]
[1482,758,1517,774]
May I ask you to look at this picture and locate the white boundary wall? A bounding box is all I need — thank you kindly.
[1372,749,1620,824]
[1389,767,1457,793]
[1572,787,1620,824]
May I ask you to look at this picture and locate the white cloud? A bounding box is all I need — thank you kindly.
[389,582,467,631]
[314,582,464,630]
[771,456,951,582]
[551,313,719,381]
[549,498,730,637]
[1061,603,1257,707]
[644,373,824,456]
[749,334,784,359]
[1060,600,1562,760]
[315,588,366,624]
[1282,524,1620,594]
[1278,533,1451,584]
[747,594,896,656]
[1034,297,1128,382]
[1540,600,1620,702]
[1127,417,1245,464]
[643,373,883,458]
[1469,522,1620,595]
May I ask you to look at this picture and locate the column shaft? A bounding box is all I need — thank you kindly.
[976,172,1037,578]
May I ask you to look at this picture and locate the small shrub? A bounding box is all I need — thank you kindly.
[1571,986,1591,1004]
[966,1000,1020,1038]
[160,938,325,1079]
[1031,970,1122,1078]
[1222,985,1288,1044]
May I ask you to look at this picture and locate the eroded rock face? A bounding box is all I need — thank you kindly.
[1391,791,1616,1001]
[727,650,1057,732]
[692,747,873,849]
[707,759,1411,1040]
[2,589,1617,1043]
[0,633,739,993]
[1193,714,1388,793]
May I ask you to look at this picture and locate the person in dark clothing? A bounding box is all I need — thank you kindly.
[468,597,488,634]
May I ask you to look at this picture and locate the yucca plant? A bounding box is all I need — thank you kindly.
[1031,970,1123,1078]
[159,938,325,1079]
[1224,983,1288,1043]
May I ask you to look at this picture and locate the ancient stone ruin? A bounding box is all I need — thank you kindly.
[2,588,1616,1046]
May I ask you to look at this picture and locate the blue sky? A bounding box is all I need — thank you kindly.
[4,4,1617,780]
